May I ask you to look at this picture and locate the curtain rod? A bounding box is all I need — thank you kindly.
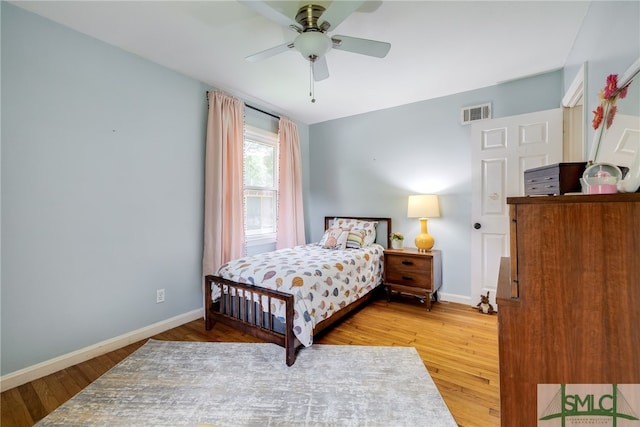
[206,91,280,120]
[246,104,280,120]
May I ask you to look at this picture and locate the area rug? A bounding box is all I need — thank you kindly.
[37,339,456,426]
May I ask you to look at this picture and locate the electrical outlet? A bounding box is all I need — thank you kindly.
[156,288,165,304]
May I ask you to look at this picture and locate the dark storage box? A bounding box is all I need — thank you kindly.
[524,162,586,196]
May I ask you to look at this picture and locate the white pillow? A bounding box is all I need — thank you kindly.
[332,218,378,247]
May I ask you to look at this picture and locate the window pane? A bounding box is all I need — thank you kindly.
[244,140,275,188]
[245,189,276,235]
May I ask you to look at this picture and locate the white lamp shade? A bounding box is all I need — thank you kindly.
[407,195,440,218]
[294,31,332,59]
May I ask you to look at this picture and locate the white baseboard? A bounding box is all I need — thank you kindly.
[438,292,472,306]
[0,308,203,393]
[439,292,500,314]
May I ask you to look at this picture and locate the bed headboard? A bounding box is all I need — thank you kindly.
[324,216,392,249]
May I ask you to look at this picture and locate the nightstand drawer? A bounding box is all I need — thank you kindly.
[385,269,430,288]
[386,254,431,271]
[385,256,431,289]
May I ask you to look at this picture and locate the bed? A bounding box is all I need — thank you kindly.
[204,216,392,366]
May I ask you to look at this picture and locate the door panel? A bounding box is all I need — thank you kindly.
[594,113,640,167]
[481,159,506,215]
[482,128,507,149]
[481,232,508,303]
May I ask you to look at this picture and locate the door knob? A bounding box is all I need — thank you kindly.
[473,223,482,229]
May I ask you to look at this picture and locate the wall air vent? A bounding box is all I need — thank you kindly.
[461,103,491,125]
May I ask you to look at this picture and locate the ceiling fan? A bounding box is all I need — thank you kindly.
[241,1,391,84]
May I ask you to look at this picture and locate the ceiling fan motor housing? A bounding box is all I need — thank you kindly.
[295,4,327,31]
[293,4,332,60]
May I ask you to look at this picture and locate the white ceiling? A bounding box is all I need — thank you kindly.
[12,1,590,124]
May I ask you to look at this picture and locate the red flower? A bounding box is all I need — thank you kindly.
[603,74,618,99]
[591,75,631,130]
[592,105,604,130]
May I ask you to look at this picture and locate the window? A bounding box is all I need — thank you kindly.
[244,125,278,245]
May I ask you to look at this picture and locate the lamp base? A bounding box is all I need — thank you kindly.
[414,233,435,252]
[414,218,435,251]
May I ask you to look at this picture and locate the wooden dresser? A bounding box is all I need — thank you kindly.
[497,194,640,426]
[383,248,442,310]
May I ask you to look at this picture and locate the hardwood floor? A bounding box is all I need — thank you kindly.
[1,295,500,426]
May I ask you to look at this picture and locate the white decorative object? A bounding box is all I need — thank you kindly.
[583,163,622,194]
[391,239,404,250]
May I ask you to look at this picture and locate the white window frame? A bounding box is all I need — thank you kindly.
[244,125,278,247]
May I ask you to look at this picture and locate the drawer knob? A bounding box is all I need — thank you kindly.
[402,276,414,281]
[401,260,414,266]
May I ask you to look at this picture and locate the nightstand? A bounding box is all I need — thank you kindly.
[383,248,442,311]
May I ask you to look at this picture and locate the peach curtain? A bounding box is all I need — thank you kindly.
[202,91,245,283]
[276,117,306,249]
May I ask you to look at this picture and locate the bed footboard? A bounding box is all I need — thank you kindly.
[204,275,298,366]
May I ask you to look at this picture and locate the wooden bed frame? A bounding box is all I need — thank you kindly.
[204,216,392,366]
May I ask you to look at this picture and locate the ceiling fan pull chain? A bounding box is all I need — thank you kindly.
[309,60,315,103]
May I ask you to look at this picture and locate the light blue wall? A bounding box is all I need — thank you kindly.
[0,2,310,376]
[308,72,563,300]
[563,1,640,155]
[1,2,207,375]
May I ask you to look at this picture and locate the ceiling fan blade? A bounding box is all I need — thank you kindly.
[238,0,297,29]
[332,35,391,58]
[356,1,383,14]
[319,1,366,31]
[245,42,293,62]
[313,57,329,82]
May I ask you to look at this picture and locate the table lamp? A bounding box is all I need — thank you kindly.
[407,194,440,251]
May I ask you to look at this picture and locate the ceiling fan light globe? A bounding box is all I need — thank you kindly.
[294,31,332,60]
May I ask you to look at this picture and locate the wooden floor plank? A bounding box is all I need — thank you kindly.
[63,365,93,390]
[50,368,83,401]
[1,298,500,426]
[1,387,35,427]
[30,377,63,414]
[15,383,48,423]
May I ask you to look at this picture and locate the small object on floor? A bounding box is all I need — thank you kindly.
[476,291,495,314]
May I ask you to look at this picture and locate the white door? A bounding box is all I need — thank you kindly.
[470,109,563,308]
[591,113,640,167]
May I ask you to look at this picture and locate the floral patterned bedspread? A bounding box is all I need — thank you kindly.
[214,243,385,347]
